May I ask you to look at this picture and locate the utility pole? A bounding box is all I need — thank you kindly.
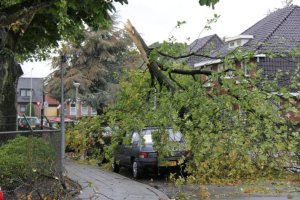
[29,68,33,116]
[60,54,67,173]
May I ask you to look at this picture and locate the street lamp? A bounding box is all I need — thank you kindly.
[29,68,33,116]
[73,82,80,120]
[60,54,67,174]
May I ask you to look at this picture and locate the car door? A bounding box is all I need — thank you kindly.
[123,131,140,167]
[130,131,141,161]
[115,131,139,167]
[114,140,125,165]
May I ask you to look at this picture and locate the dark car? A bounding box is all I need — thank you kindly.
[18,116,41,130]
[45,117,75,129]
[112,127,187,178]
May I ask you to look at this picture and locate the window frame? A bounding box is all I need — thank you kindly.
[20,89,32,97]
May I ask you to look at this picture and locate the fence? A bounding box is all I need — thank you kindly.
[0,129,63,198]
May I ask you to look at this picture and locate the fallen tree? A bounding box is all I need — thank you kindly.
[105,20,300,183]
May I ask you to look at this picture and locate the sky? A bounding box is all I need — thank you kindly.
[21,0,300,78]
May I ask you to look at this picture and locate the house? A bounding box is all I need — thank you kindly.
[64,99,97,119]
[188,5,300,123]
[17,77,97,120]
[17,77,43,117]
[187,34,224,67]
[189,5,300,89]
[43,94,97,120]
[44,94,60,118]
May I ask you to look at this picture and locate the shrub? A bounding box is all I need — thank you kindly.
[25,103,36,116]
[66,116,111,161]
[0,135,56,189]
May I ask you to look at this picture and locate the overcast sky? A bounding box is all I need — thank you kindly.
[22,0,300,78]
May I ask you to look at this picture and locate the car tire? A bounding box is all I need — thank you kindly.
[132,160,142,179]
[112,160,120,173]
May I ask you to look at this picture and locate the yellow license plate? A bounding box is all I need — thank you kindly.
[160,161,177,167]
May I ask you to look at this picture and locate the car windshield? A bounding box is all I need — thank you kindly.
[141,128,183,144]
[19,117,39,125]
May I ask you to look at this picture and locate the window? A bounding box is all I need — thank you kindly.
[70,102,76,115]
[81,106,88,116]
[131,132,140,145]
[20,104,26,112]
[20,89,32,97]
[217,64,224,72]
[241,62,250,77]
[91,108,97,116]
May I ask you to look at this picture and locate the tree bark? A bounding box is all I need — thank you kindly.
[124,20,176,92]
[0,28,23,131]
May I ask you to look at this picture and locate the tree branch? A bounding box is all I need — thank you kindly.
[124,20,176,92]
[0,0,57,26]
[157,50,223,60]
[168,73,185,90]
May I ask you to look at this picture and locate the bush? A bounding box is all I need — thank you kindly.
[25,103,36,116]
[65,116,112,162]
[0,135,56,189]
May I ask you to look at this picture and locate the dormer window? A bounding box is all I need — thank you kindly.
[225,35,253,49]
[229,42,235,48]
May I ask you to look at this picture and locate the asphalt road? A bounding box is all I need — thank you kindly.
[117,168,300,200]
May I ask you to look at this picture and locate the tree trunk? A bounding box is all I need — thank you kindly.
[0,28,23,131]
[124,20,176,92]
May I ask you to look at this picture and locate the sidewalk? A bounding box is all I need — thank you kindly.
[64,159,169,200]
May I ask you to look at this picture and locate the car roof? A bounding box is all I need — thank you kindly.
[18,116,38,119]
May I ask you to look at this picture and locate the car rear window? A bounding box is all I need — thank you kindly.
[168,129,183,142]
[141,128,183,144]
[19,117,39,125]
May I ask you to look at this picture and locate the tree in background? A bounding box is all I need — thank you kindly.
[25,103,35,117]
[0,0,129,131]
[46,26,143,115]
[0,0,218,131]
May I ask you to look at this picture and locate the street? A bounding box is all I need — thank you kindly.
[117,168,300,200]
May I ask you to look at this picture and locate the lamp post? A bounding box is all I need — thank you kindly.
[29,68,33,116]
[73,82,80,120]
[60,54,67,173]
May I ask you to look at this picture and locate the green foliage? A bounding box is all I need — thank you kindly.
[46,27,141,112]
[106,54,300,183]
[25,103,35,116]
[1,0,128,61]
[0,136,55,189]
[65,116,111,161]
[198,0,220,8]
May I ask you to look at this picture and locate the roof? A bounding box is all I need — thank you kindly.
[242,5,300,53]
[192,5,300,67]
[189,34,220,52]
[187,34,224,66]
[45,94,59,105]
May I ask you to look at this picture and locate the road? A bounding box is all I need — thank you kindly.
[117,168,300,200]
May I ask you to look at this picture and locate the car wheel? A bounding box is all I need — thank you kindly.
[132,160,142,179]
[112,160,120,173]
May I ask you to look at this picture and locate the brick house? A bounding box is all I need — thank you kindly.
[17,77,97,120]
[64,99,97,120]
